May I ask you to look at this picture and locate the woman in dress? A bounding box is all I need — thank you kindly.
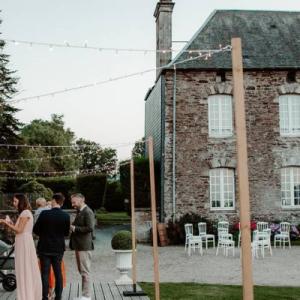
[0,193,42,300]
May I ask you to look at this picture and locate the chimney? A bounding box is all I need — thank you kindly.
[154,0,175,78]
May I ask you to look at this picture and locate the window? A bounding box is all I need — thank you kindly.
[210,168,235,210]
[281,167,300,208]
[279,95,300,136]
[208,95,233,137]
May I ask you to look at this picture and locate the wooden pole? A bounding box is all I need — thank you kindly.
[130,159,137,288]
[123,160,147,297]
[148,137,160,300]
[231,37,254,300]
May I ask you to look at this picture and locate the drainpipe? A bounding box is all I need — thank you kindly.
[172,64,177,222]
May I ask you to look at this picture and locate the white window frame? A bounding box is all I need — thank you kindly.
[279,95,300,137]
[208,94,233,138]
[281,167,300,209]
[209,168,235,211]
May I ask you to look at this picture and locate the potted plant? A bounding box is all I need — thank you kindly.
[111,230,133,285]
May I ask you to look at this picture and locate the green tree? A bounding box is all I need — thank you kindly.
[0,19,23,188]
[18,180,53,202]
[0,36,21,144]
[132,137,145,158]
[20,114,78,172]
[76,138,117,175]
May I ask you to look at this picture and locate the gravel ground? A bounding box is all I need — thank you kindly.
[63,226,300,287]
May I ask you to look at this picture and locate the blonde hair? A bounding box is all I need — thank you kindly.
[36,197,47,208]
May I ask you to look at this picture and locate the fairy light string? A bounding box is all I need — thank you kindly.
[9,45,232,104]
[5,38,226,54]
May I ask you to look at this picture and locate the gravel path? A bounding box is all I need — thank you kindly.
[63,226,300,287]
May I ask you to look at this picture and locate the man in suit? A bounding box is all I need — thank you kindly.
[70,193,95,300]
[33,193,70,300]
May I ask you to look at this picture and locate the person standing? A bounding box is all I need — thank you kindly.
[33,193,70,300]
[0,193,42,300]
[34,197,50,222]
[70,193,95,300]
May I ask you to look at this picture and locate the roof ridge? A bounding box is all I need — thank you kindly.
[214,9,300,13]
[167,9,300,70]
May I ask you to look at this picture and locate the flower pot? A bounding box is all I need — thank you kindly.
[113,249,133,285]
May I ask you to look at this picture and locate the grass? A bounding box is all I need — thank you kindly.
[291,239,300,246]
[96,211,130,225]
[140,283,300,300]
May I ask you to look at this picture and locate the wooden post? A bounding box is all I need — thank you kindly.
[130,159,137,287]
[123,159,147,297]
[231,37,254,300]
[148,137,160,300]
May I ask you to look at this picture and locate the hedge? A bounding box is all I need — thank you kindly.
[38,178,76,208]
[4,179,28,193]
[104,181,124,212]
[75,174,107,210]
[3,174,111,210]
[119,157,160,208]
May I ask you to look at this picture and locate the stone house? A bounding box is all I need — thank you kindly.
[145,1,300,224]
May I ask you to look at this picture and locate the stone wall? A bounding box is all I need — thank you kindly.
[162,69,300,224]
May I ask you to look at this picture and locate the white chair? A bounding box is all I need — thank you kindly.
[218,221,229,231]
[216,229,235,257]
[216,222,234,256]
[274,222,291,249]
[184,224,203,256]
[257,222,269,232]
[252,229,272,258]
[217,221,233,241]
[198,222,215,249]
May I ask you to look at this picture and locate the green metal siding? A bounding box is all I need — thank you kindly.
[144,76,165,221]
[145,76,163,162]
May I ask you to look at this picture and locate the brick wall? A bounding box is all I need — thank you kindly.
[162,69,300,224]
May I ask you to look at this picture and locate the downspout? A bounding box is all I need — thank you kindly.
[172,64,177,222]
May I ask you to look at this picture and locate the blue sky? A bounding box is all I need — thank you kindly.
[1,0,300,159]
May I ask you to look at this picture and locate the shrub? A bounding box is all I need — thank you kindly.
[38,177,76,208]
[111,230,132,250]
[3,179,28,193]
[119,157,160,209]
[104,181,125,212]
[18,180,53,203]
[167,213,215,245]
[75,174,107,210]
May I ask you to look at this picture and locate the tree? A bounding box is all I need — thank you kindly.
[0,19,23,188]
[18,180,53,202]
[20,114,78,172]
[0,33,22,145]
[132,137,145,158]
[75,138,117,175]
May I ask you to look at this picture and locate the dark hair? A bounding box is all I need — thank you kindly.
[52,193,65,206]
[13,193,31,214]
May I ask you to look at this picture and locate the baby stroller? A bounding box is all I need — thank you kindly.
[0,240,16,291]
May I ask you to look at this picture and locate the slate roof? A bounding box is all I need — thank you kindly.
[170,10,300,70]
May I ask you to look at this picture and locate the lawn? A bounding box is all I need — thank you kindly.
[291,239,300,246]
[96,211,130,225]
[140,283,300,300]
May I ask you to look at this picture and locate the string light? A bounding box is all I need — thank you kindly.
[0,175,78,180]
[9,45,231,104]
[0,168,112,175]
[0,141,136,150]
[0,152,86,164]
[4,38,230,54]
